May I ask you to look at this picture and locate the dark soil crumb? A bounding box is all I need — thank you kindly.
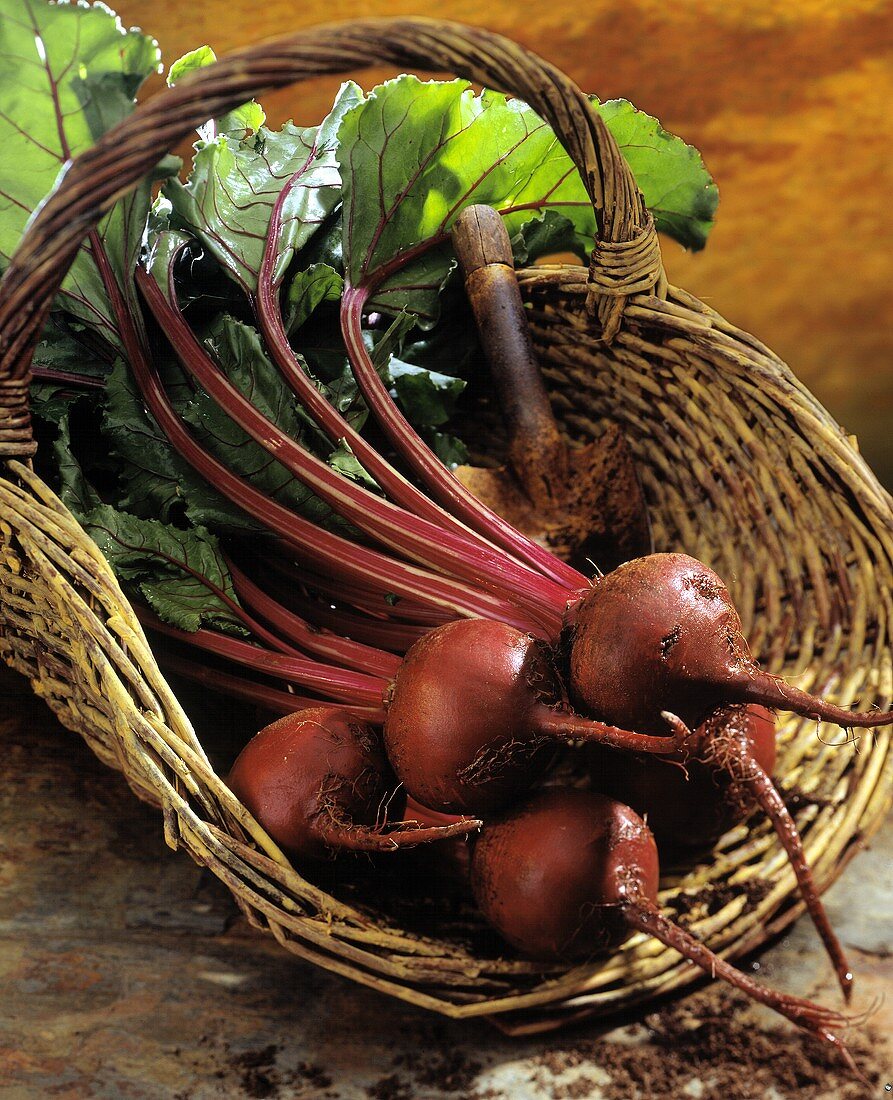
[392,1046,483,1092]
[526,990,882,1100]
[366,1073,413,1100]
[668,878,772,920]
[552,1077,603,1099]
[291,1061,334,1090]
[230,1043,279,1098]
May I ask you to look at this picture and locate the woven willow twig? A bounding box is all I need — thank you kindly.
[0,18,891,1032]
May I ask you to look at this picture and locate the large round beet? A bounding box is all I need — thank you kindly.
[384,619,559,814]
[589,701,853,1001]
[569,552,893,732]
[469,788,855,1071]
[383,619,683,815]
[228,707,479,860]
[471,788,658,959]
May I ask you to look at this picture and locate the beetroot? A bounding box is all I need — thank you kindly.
[591,703,854,1000]
[227,707,480,860]
[471,788,857,1070]
[383,618,687,815]
[569,552,893,732]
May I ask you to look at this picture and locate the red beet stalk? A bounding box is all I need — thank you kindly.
[226,557,401,678]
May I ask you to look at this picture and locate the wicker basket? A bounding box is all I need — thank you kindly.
[0,19,891,1034]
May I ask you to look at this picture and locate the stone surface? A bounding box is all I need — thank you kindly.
[0,663,891,1099]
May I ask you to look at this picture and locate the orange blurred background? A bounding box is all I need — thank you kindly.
[116,0,893,484]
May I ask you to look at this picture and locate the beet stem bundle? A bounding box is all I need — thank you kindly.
[129,279,530,626]
[136,610,388,708]
[157,650,378,719]
[340,282,584,592]
[138,264,564,635]
[226,557,401,678]
[255,180,573,582]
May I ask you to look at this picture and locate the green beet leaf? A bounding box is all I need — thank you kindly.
[164,81,363,293]
[42,408,245,634]
[337,76,718,321]
[285,263,344,333]
[52,416,102,517]
[101,357,260,533]
[327,439,376,490]
[167,45,265,143]
[428,431,469,470]
[29,317,114,425]
[385,358,466,429]
[597,98,718,251]
[0,0,177,352]
[81,503,247,634]
[179,314,339,528]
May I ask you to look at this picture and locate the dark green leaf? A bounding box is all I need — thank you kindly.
[182,314,346,530]
[370,312,416,373]
[428,430,469,470]
[285,263,344,333]
[52,416,102,517]
[386,357,466,428]
[29,318,112,425]
[510,210,578,264]
[327,439,377,490]
[102,358,259,533]
[81,503,246,633]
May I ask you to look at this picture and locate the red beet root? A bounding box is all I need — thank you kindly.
[591,703,854,1002]
[569,553,893,732]
[227,707,481,860]
[471,789,857,1071]
[383,618,687,815]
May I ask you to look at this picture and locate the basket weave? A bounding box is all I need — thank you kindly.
[0,18,891,1033]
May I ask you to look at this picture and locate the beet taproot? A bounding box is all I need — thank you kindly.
[590,703,854,1000]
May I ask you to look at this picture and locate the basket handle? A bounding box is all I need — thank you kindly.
[0,16,664,457]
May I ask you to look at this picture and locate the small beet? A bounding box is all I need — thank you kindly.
[569,552,893,732]
[471,788,858,1072]
[383,618,686,815]
[227,707,480,860]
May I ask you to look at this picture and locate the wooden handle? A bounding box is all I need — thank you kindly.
[452,206,567,507]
